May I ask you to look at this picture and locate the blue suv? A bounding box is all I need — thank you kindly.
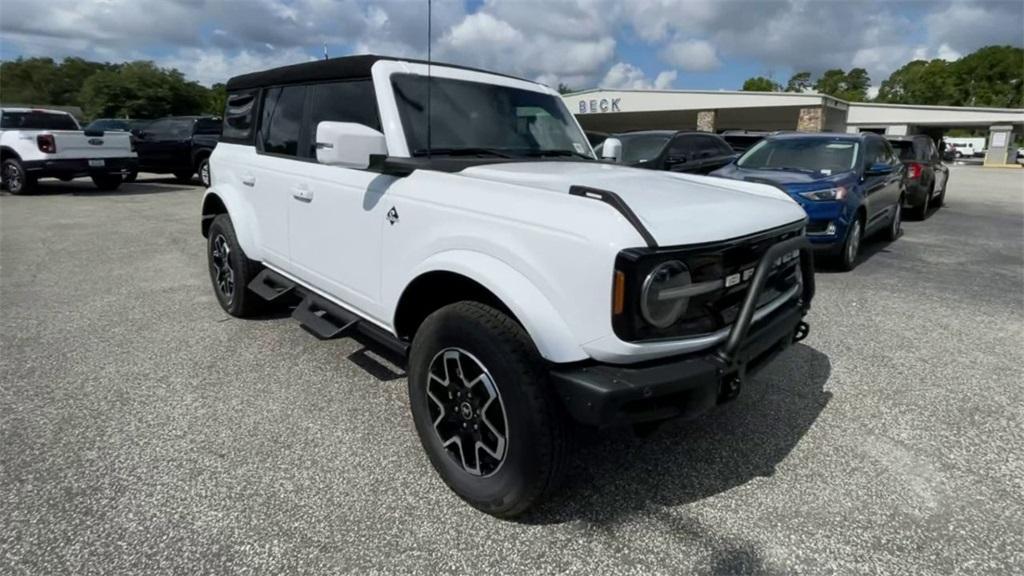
[712,132,905,270]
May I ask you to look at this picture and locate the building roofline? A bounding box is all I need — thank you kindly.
[847,101,1024,114]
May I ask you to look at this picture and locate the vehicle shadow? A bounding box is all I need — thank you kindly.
[524,342,832,526]
[1,176,199,197]
[813,233,898,274]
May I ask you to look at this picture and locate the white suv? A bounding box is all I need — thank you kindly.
[202,55,815,517]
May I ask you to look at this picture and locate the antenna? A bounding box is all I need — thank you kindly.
[323,41,328,61]
[427,0,432,159]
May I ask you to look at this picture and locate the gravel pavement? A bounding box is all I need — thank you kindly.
[2,168,1022,575]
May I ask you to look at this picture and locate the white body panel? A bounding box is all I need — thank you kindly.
[0,108,134,162]
[206,61,806,365]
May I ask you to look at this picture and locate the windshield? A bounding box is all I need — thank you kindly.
[616,134,672,163]
[1,111,79,130]
[738,138,859,175]
[85,119,131,132]
[391,74,593,159]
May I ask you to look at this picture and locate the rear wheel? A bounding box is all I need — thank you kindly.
[913,186,931,220]
[837,218,862,271]
[408,301,570,518]
[207,214,263,317]
[885,201,902,242]
[91,173,123,191]
[2,158,35,195]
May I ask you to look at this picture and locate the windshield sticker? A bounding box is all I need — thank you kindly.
[820,169,832,175]
[825,144,853,149]
[573,142,586,154]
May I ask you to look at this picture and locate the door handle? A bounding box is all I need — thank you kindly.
[241,173,256,187]
[291,185,313,202]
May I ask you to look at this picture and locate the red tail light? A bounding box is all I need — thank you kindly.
[907,163,922,179]
[37,134,57,154]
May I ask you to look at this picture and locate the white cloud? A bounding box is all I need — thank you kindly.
[161,47,316,87]
[600,62,677,90]
[660,39,721,72]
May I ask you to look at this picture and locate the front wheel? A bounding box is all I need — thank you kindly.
[837,218,862,271]
[198,158,211,187]
[408,301,571,518]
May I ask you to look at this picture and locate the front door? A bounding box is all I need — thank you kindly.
[286,80,391,321]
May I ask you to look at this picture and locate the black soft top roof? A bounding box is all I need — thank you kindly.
[225,54,529,91]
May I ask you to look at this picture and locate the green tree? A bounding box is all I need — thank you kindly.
[950,45,1023,108]
[785,71,812,93]
[80,61,207,119]
[556,83,574,95]
[741,76,781,92]
[813,68,871,101]
[876,59,955,105]
[207,83,227,116]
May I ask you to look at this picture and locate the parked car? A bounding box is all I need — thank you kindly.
[886,135,948,219]
[134,116,221,186]
[203,55,815,517]
[712,132,904,270]
[83,118,136,134]
[720,130,773,153]
[596,130,737,174]
[0,107,136,194]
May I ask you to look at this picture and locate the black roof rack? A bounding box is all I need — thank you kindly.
[225,54,531,92]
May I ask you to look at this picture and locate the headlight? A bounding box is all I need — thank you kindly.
[799,186,847,201]
[641,260,691,328]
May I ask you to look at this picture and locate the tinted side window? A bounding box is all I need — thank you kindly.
[307,80,380,157]
[223,91,256,143]
[147,119,194,139]
[696,135,732,156]
[260,85,306,157]
[195,118,222,135]
[863,138,885,170]
[667,136,692,158]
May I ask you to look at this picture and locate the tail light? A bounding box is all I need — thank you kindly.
[37,134,57,154]
[907,163,922,179]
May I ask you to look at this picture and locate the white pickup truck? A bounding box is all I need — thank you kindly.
[202,55,815,517]
[0,107,137,194]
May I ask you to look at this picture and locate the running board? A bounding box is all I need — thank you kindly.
[248,269,296,302]
[292,295,359,340]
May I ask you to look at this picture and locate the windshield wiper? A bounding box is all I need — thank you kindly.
[412,147,514,158]
[754,166,817,174]
[517,149,594,160]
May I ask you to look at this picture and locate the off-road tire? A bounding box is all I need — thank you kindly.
[408,301,571,518]
[207,213,263,317]
[91,173,123,191]
[2,158,35,195]
[198,158,211,188]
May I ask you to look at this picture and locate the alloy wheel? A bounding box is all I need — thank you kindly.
[426,348,508,477]
[4,164,22,192]
[847,220,862,266]
[201,162,211,187]
[211,234,235,302]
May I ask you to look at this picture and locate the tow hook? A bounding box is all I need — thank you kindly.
[719,372,743,403]
[794,321,810,343]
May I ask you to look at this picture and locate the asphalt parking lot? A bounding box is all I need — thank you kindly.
[2,167,1022,575]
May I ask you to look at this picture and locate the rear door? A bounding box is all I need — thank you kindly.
[286,79,392,320]
[250,84,309,268]
[860,137,892,230]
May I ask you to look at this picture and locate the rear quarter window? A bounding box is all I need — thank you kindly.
[222,91,257,144]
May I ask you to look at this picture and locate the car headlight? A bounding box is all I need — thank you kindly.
[799,186,847,201]
[641,260,692,328]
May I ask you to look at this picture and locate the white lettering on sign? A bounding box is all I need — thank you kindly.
[577,98,623,114]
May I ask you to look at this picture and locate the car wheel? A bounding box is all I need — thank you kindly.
[408,301,571,518]
[207,214,263,317]
[838,218,862,271]
[124,170,138,183]
[2,158,35,195]
[914,186,931,220]
[91,173,123,191]
[934,177,946,208]
[885,201,902,242]
[174,170,194,183]
[199,158,211,188]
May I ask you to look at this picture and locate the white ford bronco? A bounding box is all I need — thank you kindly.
[1,107,137,194]
[203,55,815,517]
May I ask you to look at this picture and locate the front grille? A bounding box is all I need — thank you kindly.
[614,223,804,342]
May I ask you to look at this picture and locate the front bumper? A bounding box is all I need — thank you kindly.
[550,236,814,427]
[23,157,138,179]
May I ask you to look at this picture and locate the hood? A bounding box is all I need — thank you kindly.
[712,163,857,192]
[458,161,806,246]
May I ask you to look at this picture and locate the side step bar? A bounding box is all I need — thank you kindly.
[248,268,410,361]
[248,269,296,302]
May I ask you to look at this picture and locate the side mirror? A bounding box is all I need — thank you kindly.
[865,162,893,176]
[601,137,622,162]
[315,121,387,169]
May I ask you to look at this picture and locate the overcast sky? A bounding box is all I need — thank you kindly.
[1,0,1021,92]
